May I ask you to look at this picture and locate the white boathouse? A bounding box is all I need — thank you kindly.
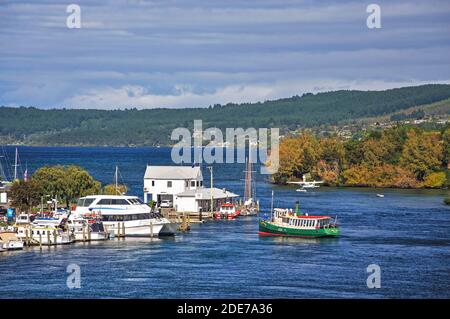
[0,182,9,209]
[143,165,238,213]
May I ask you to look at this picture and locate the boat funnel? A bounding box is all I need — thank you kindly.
[295,201,301,216]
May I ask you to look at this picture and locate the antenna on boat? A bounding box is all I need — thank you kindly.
[270,190,274,221]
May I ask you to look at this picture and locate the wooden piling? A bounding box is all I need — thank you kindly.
[88,224,91,241]
[53,230,57,245]
[47,230,50,246]
[122,222,125,238]
[25,228,29,246]
[39,233,42,250]
[150,221,153,238]
[82,225,86,242]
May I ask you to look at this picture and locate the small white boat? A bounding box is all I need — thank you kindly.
[376,194,385,198]
[0,232,24,250]
[296,189,307,193]
[16,224,74,245]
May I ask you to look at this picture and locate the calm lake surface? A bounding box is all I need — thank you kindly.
[1,146,449,298]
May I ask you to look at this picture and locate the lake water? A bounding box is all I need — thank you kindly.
[1,146,449,298]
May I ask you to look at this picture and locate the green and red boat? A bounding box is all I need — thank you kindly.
[259,206,340,238]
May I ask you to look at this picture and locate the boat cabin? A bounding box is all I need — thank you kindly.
[273,208,333,229]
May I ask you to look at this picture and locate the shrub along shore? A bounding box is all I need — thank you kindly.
[272,125,450,189]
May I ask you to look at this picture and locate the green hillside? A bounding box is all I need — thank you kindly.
[1,84,450,146]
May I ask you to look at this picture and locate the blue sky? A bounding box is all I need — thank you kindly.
[1,0,450,109]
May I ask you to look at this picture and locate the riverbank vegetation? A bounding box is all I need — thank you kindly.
[1,84,450,146]
[273,125,450,189]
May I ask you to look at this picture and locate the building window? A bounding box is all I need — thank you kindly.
[152,180,155,187]
[185,181,189,187]
[167,181,172,188]
[191,181,196,187]
[200,181,203,187]
[196,181,199,187]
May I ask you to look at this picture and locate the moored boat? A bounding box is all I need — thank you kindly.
[73,195,176,237]
[16,224,74,245]
[214,203,240,220]
[67,216,109,241]
[240,147,259,216]
[0,231,24,250]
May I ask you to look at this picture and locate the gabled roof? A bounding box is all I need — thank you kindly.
[144,165,202,180]
[176,187,238,199]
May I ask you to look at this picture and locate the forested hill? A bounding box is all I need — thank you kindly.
[1,84,450,146]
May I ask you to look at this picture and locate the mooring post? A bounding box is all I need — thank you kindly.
[25,228,29,246]
[122,222,125,238]
[82,225,86,242]
[150,221,153,238]
[88,224,91,241]
[39,233,42,250]
[53,230,57,245]
[47,230,51,246]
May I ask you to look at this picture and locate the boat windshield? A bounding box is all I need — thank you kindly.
[97,198,130,205]
[77,198,95,207]
[128,198,144,205]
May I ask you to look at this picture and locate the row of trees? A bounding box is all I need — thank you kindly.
[273,125,450,189]
[1,84,450,146]
[9,165,127,212]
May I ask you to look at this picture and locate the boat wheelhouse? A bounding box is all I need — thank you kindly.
[214,203,240,220]
[73,195,176,237]
[67,216,109,241]
[259,208,340,238]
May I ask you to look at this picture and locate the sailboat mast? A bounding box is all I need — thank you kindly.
[13,147,18,181]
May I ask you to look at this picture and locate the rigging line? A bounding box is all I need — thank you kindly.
[1,145,13,181]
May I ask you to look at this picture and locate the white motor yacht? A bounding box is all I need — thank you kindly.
[73,195,176,237]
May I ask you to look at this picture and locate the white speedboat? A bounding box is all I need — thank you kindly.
[0,232,24,250]
[15,223,74,245]
[73,195,176,237]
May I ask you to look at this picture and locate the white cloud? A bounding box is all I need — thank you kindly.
[63,79,450,109]
[1,0,450,108]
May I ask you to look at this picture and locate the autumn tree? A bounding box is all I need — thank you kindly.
[443,128,450,167]
[103,184,128,195]
[399,130,444,180]
[273,132,320,184]
[8,179,42,213]
[32,165,101,207]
